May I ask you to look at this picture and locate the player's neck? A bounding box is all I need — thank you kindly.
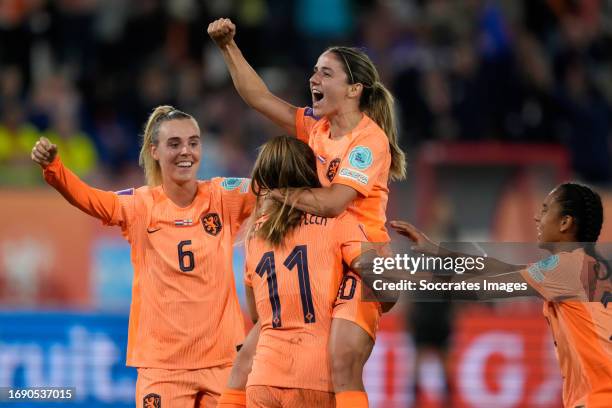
[162,180,198,208]
[545,240,581,254]
[328,109,363,139]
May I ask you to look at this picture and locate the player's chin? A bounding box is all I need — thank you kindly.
[173,168,197,182]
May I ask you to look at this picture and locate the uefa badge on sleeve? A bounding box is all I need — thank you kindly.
[348,146,373,170]
[221,178,243,191]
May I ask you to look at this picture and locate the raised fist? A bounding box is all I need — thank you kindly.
[31,136,58,168]
[207,18,236,48]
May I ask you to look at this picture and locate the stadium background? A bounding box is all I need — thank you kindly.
[1,0,611,407]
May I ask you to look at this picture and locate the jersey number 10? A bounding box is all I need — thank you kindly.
[255,245,316,328]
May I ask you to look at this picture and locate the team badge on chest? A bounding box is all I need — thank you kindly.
[326,158,341,182]
[143,393,161,408]
[201,213,222,236]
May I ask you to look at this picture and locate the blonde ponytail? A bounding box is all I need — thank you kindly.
[367,82,406,181]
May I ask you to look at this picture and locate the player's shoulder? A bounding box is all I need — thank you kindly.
[358,115,388,142]
[114,187,135,196]
[303,107,321,121]
[526,250,580,283]
[348,117,390,159]
[135,185,165,208]
[210,177,251,194]
[302,107,328,132]
[113,186,156,215]
[115,185,153,201]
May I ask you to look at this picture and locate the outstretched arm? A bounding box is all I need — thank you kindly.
[208,18,297,135]
[390,220,523,275]
[32,137,121,225]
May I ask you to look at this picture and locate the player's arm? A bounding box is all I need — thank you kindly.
[215,178,256,233]
[245,285,259,324]
[208,18,297,135]
[32,137,121,224]
[270,139,388,217]
[348,249,399,312]
[390,220,523,275]
[269,184,358,218]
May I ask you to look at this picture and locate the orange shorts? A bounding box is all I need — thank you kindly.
[246,385,334,408]
[333,270,381,340]
[136,363,231,408]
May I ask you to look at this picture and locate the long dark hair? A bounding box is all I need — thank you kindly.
[326,46,406,181]
[555,182,610,281]
[250,136,322,246]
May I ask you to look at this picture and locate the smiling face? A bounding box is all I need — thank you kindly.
[309,51,361,118]
[150,118,201,186]
[534,188,575,246]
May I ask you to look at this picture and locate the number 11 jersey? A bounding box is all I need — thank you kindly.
[244,212,367,392]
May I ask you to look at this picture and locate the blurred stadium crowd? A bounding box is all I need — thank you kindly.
[1,0,611,188]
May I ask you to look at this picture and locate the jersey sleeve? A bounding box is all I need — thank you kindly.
[519,252,586,301]
[295,107,318,144]
[43,156,131,227]
[333,132,390,197]
[213,177,256,235]
[335,214,369,267]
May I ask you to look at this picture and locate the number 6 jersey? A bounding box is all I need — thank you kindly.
[43,156,255,369]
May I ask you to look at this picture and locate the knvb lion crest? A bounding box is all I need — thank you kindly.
[143,393,161,408]
[327,158,341,182]
[201,213,222,236]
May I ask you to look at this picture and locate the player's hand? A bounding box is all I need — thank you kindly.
[31,136,58,168]
[269,188,285,203]
[390,220,439,255]
[258,192,277,216]
[207,18,236,49]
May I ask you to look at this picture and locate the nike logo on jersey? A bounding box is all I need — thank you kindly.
[147,227,161,234]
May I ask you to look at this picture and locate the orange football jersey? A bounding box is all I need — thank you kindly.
[244,212,367,392]
[295,107,391,242]
[521,249,612,407]
[44,156,255,369]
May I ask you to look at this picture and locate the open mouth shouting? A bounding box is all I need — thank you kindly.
[312,88,324,106]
